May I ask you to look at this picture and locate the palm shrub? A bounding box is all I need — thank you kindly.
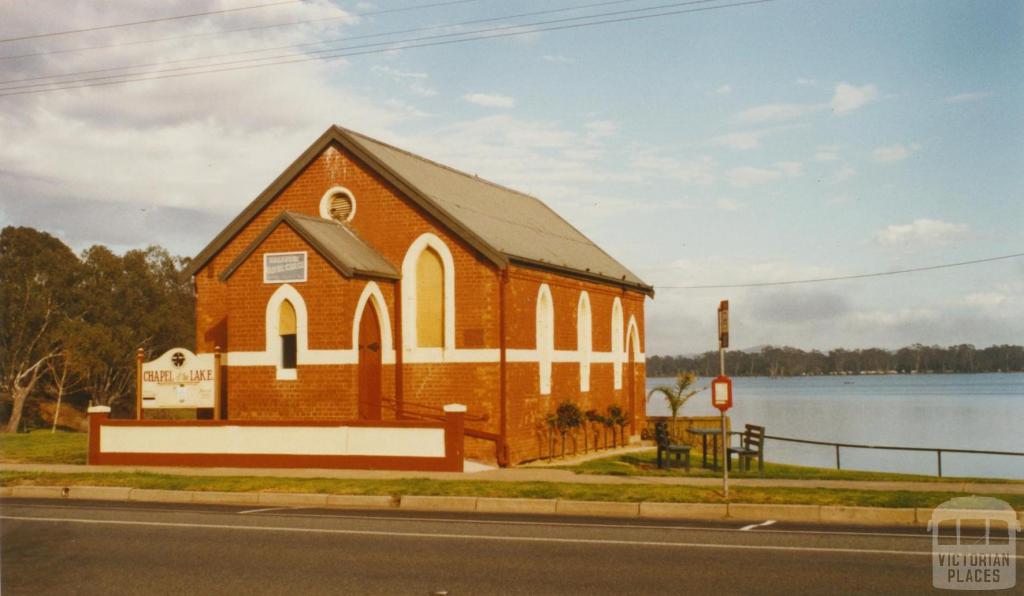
[585,409,603,450]
[604,405,622,448]
[646,371,700,440]
[607,404,628,446]
[556,401,583,457]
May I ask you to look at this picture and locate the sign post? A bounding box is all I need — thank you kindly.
[139,348,217,411]
[715,300,730,498]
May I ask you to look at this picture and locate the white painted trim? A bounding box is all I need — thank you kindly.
[443,403,467,413]
[353,281,396,365]
[401,233,456,362]
[266,284,307,381]
[612,297,624,390]
[318,186,356,222]
[263,251,308,284]
[577,291,592,392]
[536,283,554,395]
[627,315,642,359]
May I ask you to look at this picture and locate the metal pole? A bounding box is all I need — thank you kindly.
[937,450,942,478]
[720,346,728,499]
[836,444,841,470]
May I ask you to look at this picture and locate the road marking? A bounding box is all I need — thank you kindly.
[739,520,777,531]
[237,507,294,515]
[10,514,1019,559]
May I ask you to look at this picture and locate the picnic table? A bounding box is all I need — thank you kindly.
[688,427,724,471]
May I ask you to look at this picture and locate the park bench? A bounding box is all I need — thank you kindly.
[727,424,765,476]
[654,421,691,471]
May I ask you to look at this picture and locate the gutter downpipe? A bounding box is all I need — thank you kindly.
[499,267,510,466]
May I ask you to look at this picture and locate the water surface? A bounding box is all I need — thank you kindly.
[645,373,1024,480]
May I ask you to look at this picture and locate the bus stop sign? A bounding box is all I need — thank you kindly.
[712,375,733,412]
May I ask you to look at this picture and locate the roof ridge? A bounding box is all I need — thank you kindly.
[339,125,548,206]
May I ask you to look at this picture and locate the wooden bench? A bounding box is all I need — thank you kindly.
[655,422,691,471]
[727,424,765,476]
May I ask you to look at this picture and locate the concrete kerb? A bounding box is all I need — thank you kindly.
[2,485,1018,528]
[727,503,821,523]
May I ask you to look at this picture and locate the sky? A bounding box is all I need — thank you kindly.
[1,0,1021,355]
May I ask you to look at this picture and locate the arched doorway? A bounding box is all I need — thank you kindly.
[626,319,640,436]
[358,303,382,420]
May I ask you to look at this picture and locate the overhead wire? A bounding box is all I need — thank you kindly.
[0,0,302,44]
[0,0,772,97]
[0,0,650,87]
[654,252,1024,290]
[0,0,492,61]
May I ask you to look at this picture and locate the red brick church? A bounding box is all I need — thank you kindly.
[184,125,652,465]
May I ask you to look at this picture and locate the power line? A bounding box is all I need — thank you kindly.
[0,0,647,87]
[655,252,1024,290]
[0,0,491,61]
[0,1,302,44]
[0,0,770,97]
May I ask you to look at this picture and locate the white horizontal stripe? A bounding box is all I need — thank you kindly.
[0,516,973,558]
[226,349,642,367]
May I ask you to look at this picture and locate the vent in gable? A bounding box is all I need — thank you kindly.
[319,187,356,223]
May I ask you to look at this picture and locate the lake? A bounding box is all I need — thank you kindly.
[645,373,1024,480]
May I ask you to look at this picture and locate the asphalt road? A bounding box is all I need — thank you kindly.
[2,498,1019,595]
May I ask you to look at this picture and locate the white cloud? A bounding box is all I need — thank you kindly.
[463,93,516,108]
[871,143,921,163]
[796,78,818,87]
[813,145,840,161]
[714,198,741,211]
[727,166,782,187]
[943,91,992,104]
[542,54,575,64]
[774,161,804,177]
[711,131,763,150]
[372,65,437,97]
[737,102,822,123]
[830,165,856,183]
[630,152,716,185]
[830,82,878,114]
[585,120,617,139]
[711,84,733,96]
[875,219,969,247]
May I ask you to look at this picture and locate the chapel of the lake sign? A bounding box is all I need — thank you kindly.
[87,125,652,470]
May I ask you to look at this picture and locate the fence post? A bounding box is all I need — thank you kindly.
[835,444,841,470]
[87,405,111,465]
[937,450,942,477]
[443,403,466,472]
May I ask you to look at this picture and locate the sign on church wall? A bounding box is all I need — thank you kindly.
[264,252,307,283]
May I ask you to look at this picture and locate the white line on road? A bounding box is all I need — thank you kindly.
[237,507,295,515]
[739,520,777,531]
[9,514,1016,559]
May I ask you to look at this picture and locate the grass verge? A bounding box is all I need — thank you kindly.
[559,449,1024,484]
[3,471,1022,510]
[0,431,87,465]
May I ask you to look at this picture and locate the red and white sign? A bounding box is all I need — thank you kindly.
[141,348,215,409]
[711,375,733,412]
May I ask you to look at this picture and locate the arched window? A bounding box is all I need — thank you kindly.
[416,247,444,348]
[265,284,307,380]
[536,284,554,395]
[577,292,592,392]
[279,300,297,369]
[611,297,624,390]
[401,233,455,359]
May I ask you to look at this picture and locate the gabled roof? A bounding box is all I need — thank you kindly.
[220,211,399,282]
[186,125,653,295]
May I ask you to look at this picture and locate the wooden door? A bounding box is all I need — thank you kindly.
[358,304,382,420]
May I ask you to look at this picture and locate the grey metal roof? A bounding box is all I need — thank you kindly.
[344,129,651,292]
[188,125,652,295]
[220,211,399,282]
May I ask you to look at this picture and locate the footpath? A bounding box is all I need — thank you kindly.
[3,449,1023,528]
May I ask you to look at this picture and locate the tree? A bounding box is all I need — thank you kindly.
[44,350,84,432]
[72,245,194,408]
[0,227,81,432]
[646,372,700,438]
[555,401,582,457]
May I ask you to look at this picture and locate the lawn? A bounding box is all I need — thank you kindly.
[3,470,1022,510]
[0,430,87,464]
[557,449,1024,484]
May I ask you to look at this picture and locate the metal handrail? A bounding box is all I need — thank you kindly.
[738,432,1024,477]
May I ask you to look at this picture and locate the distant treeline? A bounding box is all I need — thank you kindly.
[648,344,1024,378]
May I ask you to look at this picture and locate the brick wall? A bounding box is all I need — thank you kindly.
[194,141,647,465]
